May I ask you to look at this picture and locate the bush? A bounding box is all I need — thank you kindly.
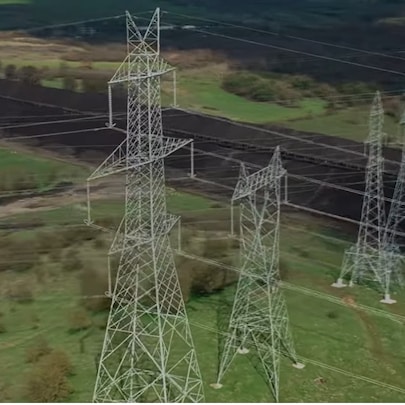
[189,261,236,295]
[327,311,338,319]
[0,322,6,334]
[25,350,73,402]
[384,97,401,119]
[176,258,194,302]
[4,64,16,80]
[6,280,34,302]
[81,76,107,93]
[289,74,315,91]
[68,307,92,332]
[62,247,82,272]
[19,65,41,86]
[0,236,40,272]
[42,349,73,376]
[25,336,51,363]
[203,238,230,259]
[80,259,111,312]
[62,75,77,91]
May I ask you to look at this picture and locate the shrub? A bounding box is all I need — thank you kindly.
[289,74,315,91]
[19,65,41,86]
[327,311,338,319]
[80,259,111,312]
[384,97,401,119]
[62,75,77,91]
[203,238,230,259]
[176,258,194,302]
[0,322,6,334]
[25,351,73,402]
[25,336,51,363]
[4,64,16,80]
[68,307,92,332]
[81,76,108,93]
[190,261,230,295]
[42,349,73,376]
[62,247,82,272]
[93,236,106,249]
[6,280,34,302]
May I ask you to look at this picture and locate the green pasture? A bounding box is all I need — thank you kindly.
[285,106,400,143]
[1,202,405,402]
[167,70,327,124]
[1,58,118,71]
[0,147,87,192]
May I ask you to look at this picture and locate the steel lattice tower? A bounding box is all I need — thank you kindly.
[378,110,405,303]
[211,147,304,402]
[333,92,387,297]
[86,9,204,402]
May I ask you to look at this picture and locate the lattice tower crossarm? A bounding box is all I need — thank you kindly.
[212,147,304,402]
[333,91,387,294]
[88,9,204,402]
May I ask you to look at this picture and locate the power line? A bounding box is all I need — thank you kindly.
[164,11,405,63]
[187,29,405,78]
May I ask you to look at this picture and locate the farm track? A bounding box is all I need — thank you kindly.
[0,79,401,225]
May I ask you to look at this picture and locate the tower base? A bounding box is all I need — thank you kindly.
[380,294,397,304]
[210,383,223,389]
[292,362,305,370]
[331,278,347,288]
[237,347,249,354]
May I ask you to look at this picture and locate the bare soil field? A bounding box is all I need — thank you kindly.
[0,79,400,225]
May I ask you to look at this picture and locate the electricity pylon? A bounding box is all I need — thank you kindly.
[211,147,304,402]
[333,92,388,299]
[86,9,204,402]
[378,110,405,303]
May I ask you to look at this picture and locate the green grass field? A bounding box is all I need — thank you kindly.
[161,69,328,124]
[283,105,400,143]
[1,201,404,402]
[0,146,87,193]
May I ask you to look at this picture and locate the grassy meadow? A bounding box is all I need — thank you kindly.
[1,196,405,402]
[0,146,87,193]
[285,105,401,143]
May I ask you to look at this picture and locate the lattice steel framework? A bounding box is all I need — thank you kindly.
[378,110,405,303]
[87,9,204,402]
[212,147,304,402]
[333,92,387,298]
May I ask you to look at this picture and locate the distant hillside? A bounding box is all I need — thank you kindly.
[0,0,404,31]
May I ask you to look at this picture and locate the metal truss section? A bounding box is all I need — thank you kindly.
[213,147,304,402]
[108,214,180,256]
[88,9,204,403]
[333,92,388,300]
[88,136,191,181]
[232,154,286,201]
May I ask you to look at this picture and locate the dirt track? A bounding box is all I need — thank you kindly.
[0,79,400,226]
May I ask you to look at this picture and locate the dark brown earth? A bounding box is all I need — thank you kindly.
[0,79,400,228]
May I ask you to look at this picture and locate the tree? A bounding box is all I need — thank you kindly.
[4,64,16,80]
[62,75,77,91]
[19,65,41,86]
